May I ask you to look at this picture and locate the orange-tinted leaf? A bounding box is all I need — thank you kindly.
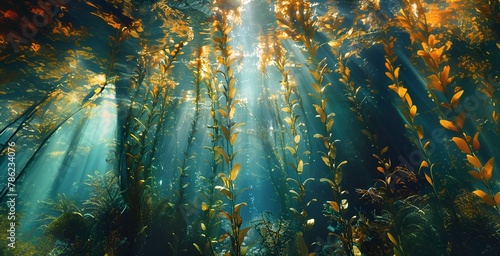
[472,189,496,206]
[417,125,424,139]
[480,157,494,182]
[495,192,500,205]
[398,87,407,98]
[440,120,458,132]
[377,166,385,174]
[420,160,428,169]
[410,105,417,117]
[454,113,465,130]
[451,90,463,108]
[327,201,340,212]
[452,137,471,154]
[473,132,480,150]
[466,154,482,168]
[469,171,482,180]
[424,172,433,185]
[440,65,452,87]
[394,67,400,78]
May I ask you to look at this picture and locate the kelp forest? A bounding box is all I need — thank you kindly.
[0,0,499,255]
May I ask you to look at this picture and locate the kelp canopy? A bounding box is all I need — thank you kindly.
[0,0,499,255]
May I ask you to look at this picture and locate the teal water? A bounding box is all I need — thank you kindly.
[1,0,499,255]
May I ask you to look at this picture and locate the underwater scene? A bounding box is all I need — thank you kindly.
[1,0,500,255]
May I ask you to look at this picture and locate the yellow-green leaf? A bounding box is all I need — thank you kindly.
[452,137,471,154]
[294,135,300,144]
[230,163,241,181]
[387,232,398,245]
[284,117,293,126]
[472,189,496,206]
[201,202,209,211]
[297,160,304,174]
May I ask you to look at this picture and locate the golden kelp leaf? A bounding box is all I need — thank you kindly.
[451,90,463,108]
[282,107,290,113]
[472,189,496,206]
[218,109,228,118]
[388,84,398,94]
[469,171,482,180]
[217,186,232,200]
[315,105,326,123]
[385,71,394,81]
[286,146,296,155]
[495,192,500,205]
[193,243,202,254]
[321,156,330,166]
[214,146,229,164]
[220,125,230,141]
[296,231,309,256]
[201,202,209,211]
[410,105,417,117]
[284,117,293,126]
[429,74,445,93]
[326,118,334,132]
[387,232,398,245]
[309,70,320,81]
[497,43,500,49]
[297,160,304,174]
[394,67,400,78]
[466,154,482,168]
[405,93,413,107]
[420,160,428,170]
[416,125,424,139]
[480,157,494,182]
[218,232,231,242]
[424,172,433,185]
[238,227,251,246]
[229,86,236,100]
[230,132,239,146]
[311,83,321,93]
[440,120,458,131]
[452,137,471,154]
[294,135,301,144]
[397,87,407,98]
[440,65,452,87]
[473,132,480,150]
[230,163,241,181]
[327,201,339,212]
